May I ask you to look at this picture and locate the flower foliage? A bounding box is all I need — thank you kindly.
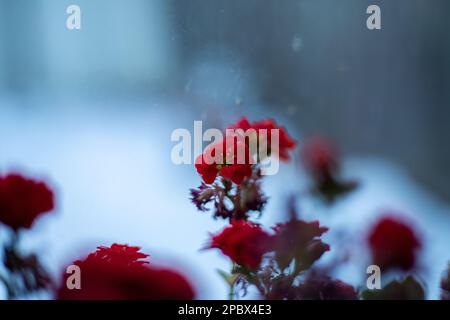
[293,275,358,300]
[0,173,54,230]
[361,275,425,300]
[271,220,329,271]
[191,170,267,220]
[0,172,54,298]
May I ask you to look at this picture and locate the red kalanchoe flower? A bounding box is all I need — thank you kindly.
[368,216,421,271]
[58,245,195,300]
[195,135,252,184]
[272,220,329,270]
[301,136,338,177]
[0,173,54,230]
[209,221,271,270]
[229,117,297,161]
[83,244,150,266]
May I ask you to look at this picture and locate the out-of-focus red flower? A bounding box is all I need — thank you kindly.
[300,136,357,203]
[368,216,421,271]
[83,244,150,266]
[58,245,195,300]
[195,136,252,184]
[0,173,54,230]
[229,117,297,161]
[209,221,271,270]
[272,220,329,270]
[300,136,337,177]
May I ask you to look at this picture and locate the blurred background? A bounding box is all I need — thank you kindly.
[0,0,449,299]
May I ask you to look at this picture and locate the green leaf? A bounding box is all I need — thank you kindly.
[217,269,239,286]
[362,275,425,300]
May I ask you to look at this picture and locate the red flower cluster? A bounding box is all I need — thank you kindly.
[195,136,252,184]
[58,244,195,300]
[209,221,271,270]
[195,117,296,185]
[0,173,54,230]
[368,216,421,271]
[229,117,297,161]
